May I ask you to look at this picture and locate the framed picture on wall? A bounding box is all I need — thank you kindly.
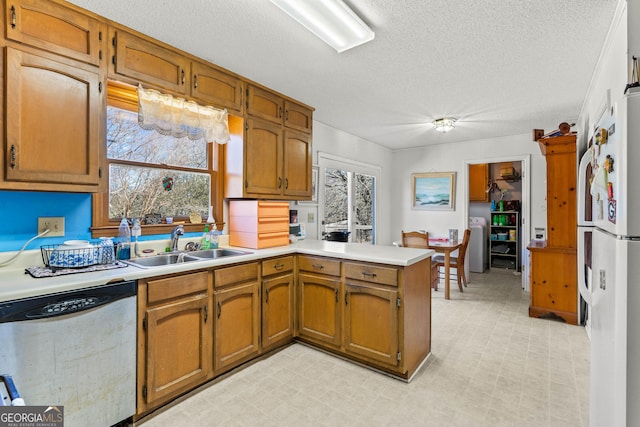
[412,172,456,210]
[297,165,318,205]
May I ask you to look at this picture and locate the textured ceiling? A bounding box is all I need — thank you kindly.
[68,0,618,150]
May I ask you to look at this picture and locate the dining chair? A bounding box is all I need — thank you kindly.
[433,228,471,292]
[401,231,440,290]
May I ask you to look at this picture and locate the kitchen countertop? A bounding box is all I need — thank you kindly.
[0,239,434,303]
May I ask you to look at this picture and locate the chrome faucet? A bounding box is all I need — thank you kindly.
[170,224,184,252]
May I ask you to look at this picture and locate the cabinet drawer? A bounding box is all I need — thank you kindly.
[261,256,294,276]
[147,271,209,304]
[214,262,259,289]
[344,262,398,287]
[298,256,341,276]
[229,217,288,233]
[257,202,289,218]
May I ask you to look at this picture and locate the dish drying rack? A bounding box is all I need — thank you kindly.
[40,241,114,271]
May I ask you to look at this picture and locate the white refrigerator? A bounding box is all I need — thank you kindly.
[589,90,640,426]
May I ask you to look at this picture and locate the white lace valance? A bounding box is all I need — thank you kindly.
[137,84,230,144]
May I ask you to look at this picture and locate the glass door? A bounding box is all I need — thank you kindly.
[318,155,378,244]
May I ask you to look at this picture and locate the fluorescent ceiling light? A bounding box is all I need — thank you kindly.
[270,0,375,53]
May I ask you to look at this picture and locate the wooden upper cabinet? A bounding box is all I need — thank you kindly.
[4,47,102,189]
[246,84,283,124]
[282,130,312,197]
[191,61,243,113]
[469,163,489,202]
[284,100,313,133]
[5,0,106,66]
[247,84,313,133]
[110,29,189,94]
[243,117,283,196]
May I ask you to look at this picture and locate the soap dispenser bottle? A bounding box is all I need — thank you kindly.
[210,224,219,249]
[200,224,211,250]
[131,218,142,257]
[117,218,131,260]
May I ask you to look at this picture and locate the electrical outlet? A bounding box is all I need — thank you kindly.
[307,212,315,223]
[38,217,64,237]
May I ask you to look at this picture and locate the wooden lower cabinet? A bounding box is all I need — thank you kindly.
[343,281,398,366]
[137,271,212,414]
[528,243,578,324]
[297,256,431,379]
[213,263,260,373]
[261,256,295,351]
[136,253,432,418]
[298,272,342,347]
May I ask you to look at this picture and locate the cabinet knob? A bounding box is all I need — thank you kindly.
[217,301,221,318]
[10,6,16,29]
[265,288,269,303]
[9,145,16,169]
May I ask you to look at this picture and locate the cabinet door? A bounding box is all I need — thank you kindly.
[246,84,283,124]
[144,293,210,406]
[530,250,577,323]
[343,282,399,366]
[5,47,102,187]
[244,117,283,196]
[5,0,106,66]
[298,273,341,347]
[284,100,312,133]
[214,282,260,372]
[469,163,489,202]
[546,147,577,248]
[191,61,243,112]
[282,129,312,198]
[111,29,189,94]
[262,273,294,351]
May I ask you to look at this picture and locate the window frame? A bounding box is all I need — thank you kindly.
[91,81,224,238]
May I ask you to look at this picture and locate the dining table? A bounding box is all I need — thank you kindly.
[428,238,463,300]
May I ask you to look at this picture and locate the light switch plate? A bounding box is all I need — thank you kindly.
[307,212,315,223]
[38,217,64,237]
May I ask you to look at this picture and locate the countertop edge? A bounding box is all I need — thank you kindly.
[0,240,434,303]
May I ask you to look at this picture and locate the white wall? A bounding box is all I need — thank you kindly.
[303,126,548,249]
[390,133,547,246]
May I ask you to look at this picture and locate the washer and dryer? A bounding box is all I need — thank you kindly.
[469,217,488,272]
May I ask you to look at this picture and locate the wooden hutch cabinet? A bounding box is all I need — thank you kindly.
[528,134,578,324]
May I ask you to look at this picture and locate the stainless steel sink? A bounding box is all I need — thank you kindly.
[125,248,250,268]
[187,248,251,259]
[124,253,200,268]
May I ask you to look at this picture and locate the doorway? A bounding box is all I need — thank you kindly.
[464,155,531,291]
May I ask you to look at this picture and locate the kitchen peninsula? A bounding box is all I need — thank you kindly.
[0,240,434,421]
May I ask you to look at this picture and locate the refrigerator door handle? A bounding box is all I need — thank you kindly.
[577,227,592,306]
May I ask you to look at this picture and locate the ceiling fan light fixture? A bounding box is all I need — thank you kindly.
[432,117,456,133]
[270,0,374,53]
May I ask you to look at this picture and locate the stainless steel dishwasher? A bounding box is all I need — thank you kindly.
[0,280,137,427]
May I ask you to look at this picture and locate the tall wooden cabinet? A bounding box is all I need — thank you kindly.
[528,134,578,324]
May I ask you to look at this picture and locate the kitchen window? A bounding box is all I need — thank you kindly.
[91,82,223,237]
